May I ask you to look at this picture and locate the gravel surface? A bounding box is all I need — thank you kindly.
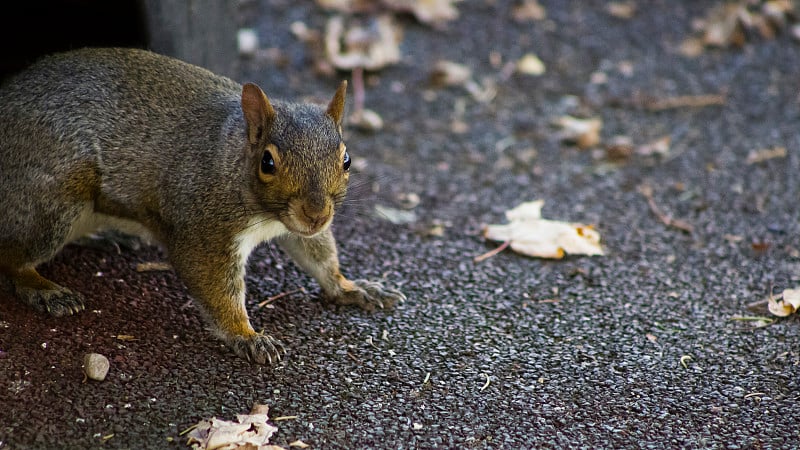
[2,1,799,449]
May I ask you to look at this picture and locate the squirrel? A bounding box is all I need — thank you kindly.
[0,47,405,364]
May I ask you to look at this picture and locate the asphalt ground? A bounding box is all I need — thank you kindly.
[2,1,800,448]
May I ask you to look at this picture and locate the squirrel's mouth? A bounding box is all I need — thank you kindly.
[283,206,333,237]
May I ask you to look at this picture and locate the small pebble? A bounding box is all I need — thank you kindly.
[84,353,110,381]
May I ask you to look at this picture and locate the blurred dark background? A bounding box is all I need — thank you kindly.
[0,0,237,82]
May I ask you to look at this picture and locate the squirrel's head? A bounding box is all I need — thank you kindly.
[241,81,350,237]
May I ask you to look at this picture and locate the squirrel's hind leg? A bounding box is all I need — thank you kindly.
[0,206,89,316]
[2,265,85,317]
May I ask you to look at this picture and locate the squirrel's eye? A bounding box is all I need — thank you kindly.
[261,150,276,175]
[343,151,351,171]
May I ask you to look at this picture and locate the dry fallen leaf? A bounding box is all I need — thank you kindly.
[512,0,546,22]
[687,0,798,53]
[481,200,604,260]
[317,0,374,13]
[702,3,746,47]
[555,115,603,149]
[318,0,461,26]
[678,37,705,58]
[636,136,671,157]
[606,1,636,19]
[375,204,418,224]
[604,135,634,161]
[383,0,462,25]
[325,14,402,71]
[348,108,384,131]
[430,60,473,87]
[767,288,800,317]
[186,404,280,450]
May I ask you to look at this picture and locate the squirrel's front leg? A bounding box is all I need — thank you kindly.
[169,241,284,364]
[276,230,405,310]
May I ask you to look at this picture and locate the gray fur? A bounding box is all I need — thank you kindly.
[0,47,404,364]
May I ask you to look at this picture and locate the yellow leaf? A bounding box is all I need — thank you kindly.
[767,288,800,317]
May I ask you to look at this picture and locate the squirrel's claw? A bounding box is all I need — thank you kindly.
[327,279,406,311]
[17,286,86,318]
[228,332,286,365]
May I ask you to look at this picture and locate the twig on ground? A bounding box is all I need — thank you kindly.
[473,240,510,263]
[273,416,299,421]
[480,373,491,391]
[258,287,306,308]
[644,94,726,111]
[638,184,693,234]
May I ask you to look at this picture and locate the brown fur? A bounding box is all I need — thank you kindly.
[0,47,404,364]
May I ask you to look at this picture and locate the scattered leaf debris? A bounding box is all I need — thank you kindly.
[349,107,385,131]
[375,204,418,224]
[606,1,637,19]
[428,60,496,102]
[767,288,800,317]
[316,0,462,26]
[512,0,546,22]
[383,0,462,26]
[636,135,671,158]
[480,200,604,261]
[554,115,603,149]
[430,60,473,87]
[325,14,402,71]
[186,404,284,450]
[604,135,634,162]
[300,1,467,130]
[681,0,798,56]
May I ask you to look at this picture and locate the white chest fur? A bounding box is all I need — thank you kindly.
[233,218,289,268]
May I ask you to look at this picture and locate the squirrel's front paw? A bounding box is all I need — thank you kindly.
[227,332,286,365]
[327,279,406,312]
[17,286,86,317]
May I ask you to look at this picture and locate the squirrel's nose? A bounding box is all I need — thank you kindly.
[301,204,331,229]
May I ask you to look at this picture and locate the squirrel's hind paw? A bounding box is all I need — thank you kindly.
[17,286,86,317]
[228,332,286,365]
[328,279,406,311]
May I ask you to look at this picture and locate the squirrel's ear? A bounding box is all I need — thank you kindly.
[326,80,347,127]
[241,83,276,145]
